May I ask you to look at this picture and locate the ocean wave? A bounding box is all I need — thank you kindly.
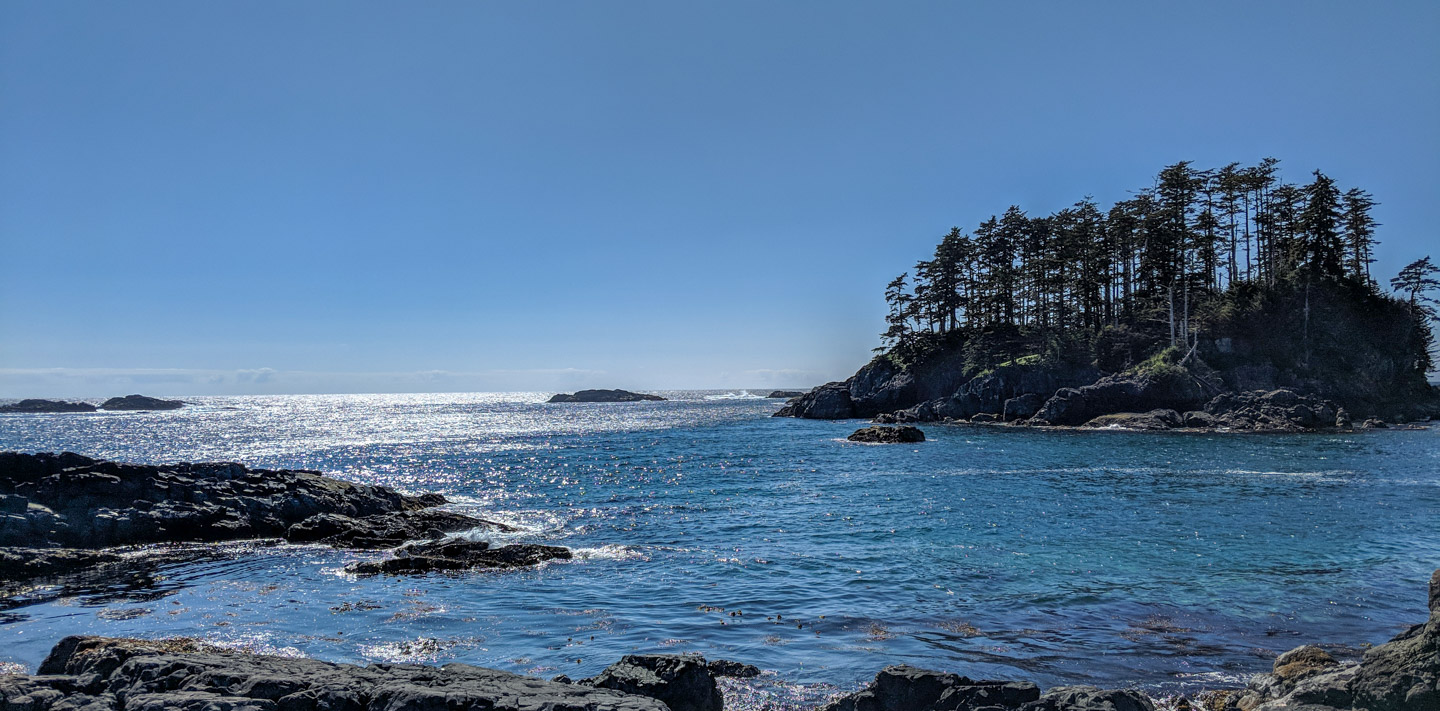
[705,390,766,400]
[569,544,648,562]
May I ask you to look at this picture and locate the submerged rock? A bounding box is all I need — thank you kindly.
[0,399,96,413]
[7,635,669,711]
[707,658,761,678]
[98,394,184,410]
[344,539,572,576]
[581,654,723,711]
[847,425,926,443]
[549,389,667,403]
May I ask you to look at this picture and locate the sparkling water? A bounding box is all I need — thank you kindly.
[2,392,1437,705]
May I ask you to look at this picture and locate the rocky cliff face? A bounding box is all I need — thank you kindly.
[775,340,1438,431]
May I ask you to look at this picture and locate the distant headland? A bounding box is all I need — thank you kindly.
[778,159,1440,430]
[548,389,667,403]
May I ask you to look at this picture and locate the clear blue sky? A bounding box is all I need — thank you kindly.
[2,2,1437,396]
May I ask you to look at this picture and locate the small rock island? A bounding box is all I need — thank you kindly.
[548,389,667,403]
[0,399,97,413]
[98,394,185,410]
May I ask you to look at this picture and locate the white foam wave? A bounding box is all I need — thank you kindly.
[569,544,648,562]
[705,390,765,400]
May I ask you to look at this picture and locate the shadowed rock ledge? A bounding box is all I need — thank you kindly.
[0,452,535,595]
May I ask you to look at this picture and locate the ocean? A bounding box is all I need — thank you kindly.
[2,392,1437,707]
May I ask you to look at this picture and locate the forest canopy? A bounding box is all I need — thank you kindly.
[878,159,1436,381]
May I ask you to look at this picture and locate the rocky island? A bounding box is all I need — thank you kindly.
[97,394,184,410]
[777,161,1440,431]
[549,389,667,403]
[0,399,97,413]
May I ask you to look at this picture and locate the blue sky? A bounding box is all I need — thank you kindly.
[2,2,1437,396]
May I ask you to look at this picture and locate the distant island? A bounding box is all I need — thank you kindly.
[778,159,1440,430]
[0,394,184,413]
[548,389,667,403]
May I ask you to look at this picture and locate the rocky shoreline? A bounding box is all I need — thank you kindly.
[0,452,563,597]
[0,395,185,413]
[776,357,1437,432]
[2,569,1435,710]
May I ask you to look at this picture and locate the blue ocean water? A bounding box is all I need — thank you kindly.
[1,392,1437,705]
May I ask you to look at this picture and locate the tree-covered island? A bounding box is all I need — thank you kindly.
[779,160,1440,429]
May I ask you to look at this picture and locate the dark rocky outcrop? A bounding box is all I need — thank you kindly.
[1029,371,1211,427]
[549,389,667,403]
[819,665,1043,711]
[98,394,184,410]
[0,452,487,550]
[581,654,723,711]
[767,390,806,398]
[1082,409,1184,431]
[0,452,529,594]
[1200,389,1343,432]
[344,539,573,576]
[847,425,926,443]
[707,659,761,678]
[1,636,669,711]
[775,381,858,418]
[0,399,96,413]
[286,509,511,550]
[1224,568,1439,710]
[1022,686,1156,711]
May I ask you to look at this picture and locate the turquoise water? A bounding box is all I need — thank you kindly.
[1,392,1437,703]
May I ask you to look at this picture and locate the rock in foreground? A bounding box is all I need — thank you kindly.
[581,654,723,711]
[98,394,184,410]
[847,425,926,443]
[345,539,573,576]
[819,665,1045,711]
[1227,568,1440,710]
[549,389,667,403]
[0,399,96,413]
[1,636,670,711]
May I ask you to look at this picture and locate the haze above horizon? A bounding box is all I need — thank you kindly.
[3,2,1438,397]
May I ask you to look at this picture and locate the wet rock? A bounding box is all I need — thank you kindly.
[344,539,572,576]
[1361,418,1389,429]
[1335,408,1352,428]
[847,425,925,443]
[548,390,666,403]
[971,412,1000,423]
[0,399,97,413]
[707,659,761,678]
[97,395,184,411]
[0,452,455,550]
[1238,568,1440,711]
[767,391,805,399]
[285,509,509,549]
[1022,685,1156,711]
[820,665,1040,711]
[10,635,668,711]
[581,654,722,711]
[1083,409,1183,430]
